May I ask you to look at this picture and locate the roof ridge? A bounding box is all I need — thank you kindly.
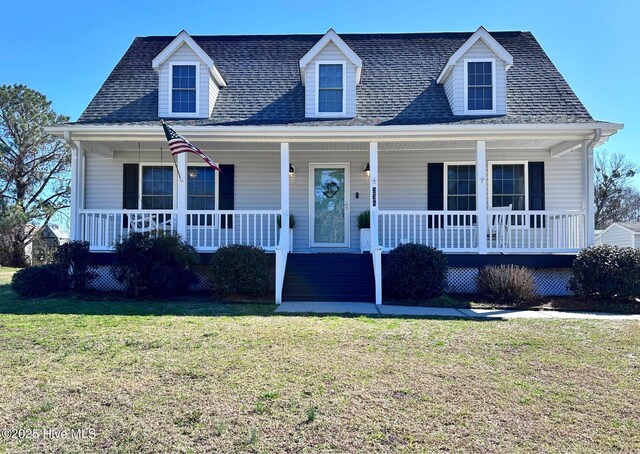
[136,30,529,40]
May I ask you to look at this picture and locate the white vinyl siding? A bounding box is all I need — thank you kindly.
[599,224,636,248]
[158,43,218,117]
[83,145,585,252]
[442,40,507,116]
[305,42,356,118]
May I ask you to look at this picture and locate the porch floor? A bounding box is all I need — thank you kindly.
[275,302,640,320]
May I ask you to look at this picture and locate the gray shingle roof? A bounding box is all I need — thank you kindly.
[76,31,593,126]
[618,223,640,233]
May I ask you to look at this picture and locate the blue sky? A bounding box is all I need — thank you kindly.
[1,0,638,174]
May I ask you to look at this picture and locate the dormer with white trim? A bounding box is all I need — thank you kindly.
[437,27,513,116]
[152,30,226,118]
[299,29,362,119]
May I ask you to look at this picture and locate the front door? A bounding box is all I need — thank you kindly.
[309,164,350,247]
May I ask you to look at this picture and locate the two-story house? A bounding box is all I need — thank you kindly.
[47,27,623,302]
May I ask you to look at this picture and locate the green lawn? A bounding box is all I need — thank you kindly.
[0,268,638,452]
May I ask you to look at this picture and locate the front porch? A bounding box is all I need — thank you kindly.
[64,129,601,302]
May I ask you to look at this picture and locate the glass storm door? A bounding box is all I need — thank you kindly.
[310,165,349,247]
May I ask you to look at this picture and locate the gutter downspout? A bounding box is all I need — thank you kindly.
[585,128,602,246]
[587,128,602,153]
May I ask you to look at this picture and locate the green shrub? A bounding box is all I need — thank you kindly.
[477,265,537,306]
[207,245,273,297]
[112,232,200,297]
[11,264,66,297]
[569,245,640,301]
[276,213,296,229]
[356,210,370,229]
[383,243,448,300]
[54,241,96,293]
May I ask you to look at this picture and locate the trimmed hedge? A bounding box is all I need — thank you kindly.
[383,243,448,300]
[112,232,200,297]
[477,265,537,306]
[207,245,273,297]
[11,265,66,297]
[569,245,640,301]
[54,241,96,293]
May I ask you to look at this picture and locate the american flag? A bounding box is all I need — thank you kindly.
[162,121,221,172]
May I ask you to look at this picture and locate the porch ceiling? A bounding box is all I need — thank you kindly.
[82,137,588,157]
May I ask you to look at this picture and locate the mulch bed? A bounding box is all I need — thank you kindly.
[384,293,640,314]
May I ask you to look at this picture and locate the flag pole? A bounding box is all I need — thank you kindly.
[169,147,183,182]
[161,120,183,182]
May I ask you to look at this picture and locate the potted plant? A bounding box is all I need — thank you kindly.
[357,210,371,253]
[277,213,296,251]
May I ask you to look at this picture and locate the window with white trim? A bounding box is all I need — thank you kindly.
[467,61,493,111]
[318,63,344,114]
[446,164,476,210]
[141,166,173,209]
[171,65,197,113]
[491,164,526,210]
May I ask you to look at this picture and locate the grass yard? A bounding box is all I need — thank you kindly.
[0,268,638,452]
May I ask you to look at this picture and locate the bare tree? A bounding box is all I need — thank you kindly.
[0,84,70,267]
[594,150,639,229]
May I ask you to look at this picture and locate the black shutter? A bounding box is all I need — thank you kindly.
[528,162,545,227]
[122,164,139,209]
[218,164,234,229]
[122,164,139,227]
[427,163,444,228]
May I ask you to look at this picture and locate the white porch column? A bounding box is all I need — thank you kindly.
[280,142,290,249]
[369,142,382,305]
[275,143,290,305]
[476,140,488,254]
[369,142,379,246]
[69,141,80,240]
[583,140,596,245]
[176,152,187,238]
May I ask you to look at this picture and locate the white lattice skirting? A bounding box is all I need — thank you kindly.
[446,267,572,296]
[89,265,573,296]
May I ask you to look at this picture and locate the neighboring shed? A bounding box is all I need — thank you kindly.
[595,223,640,249]
[24,225,70,264]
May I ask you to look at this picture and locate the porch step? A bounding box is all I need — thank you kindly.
[283,253,375,302]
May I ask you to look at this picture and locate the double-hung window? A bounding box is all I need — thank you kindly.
[141,166,174,209]
[187,166,216,210]
[466,60,494,112]
[446,164,476,211]
[491,164,526,210]
[187,165,217,227]
[317,63,344,114]
[171,64,197,114]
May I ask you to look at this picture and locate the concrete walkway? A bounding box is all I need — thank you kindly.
[275,302,640,321]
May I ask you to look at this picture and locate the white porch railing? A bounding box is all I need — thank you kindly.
[185,210,281,251]
[379,211,479,252]
[485,210,586,252]
[378,210,586,253]
[79,209,281,252]
[79,210,178,251]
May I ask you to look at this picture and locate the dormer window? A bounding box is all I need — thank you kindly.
[317,62,346,116]
[437,27,511,116]
[464,59,495,114]
[171,64,198,114]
